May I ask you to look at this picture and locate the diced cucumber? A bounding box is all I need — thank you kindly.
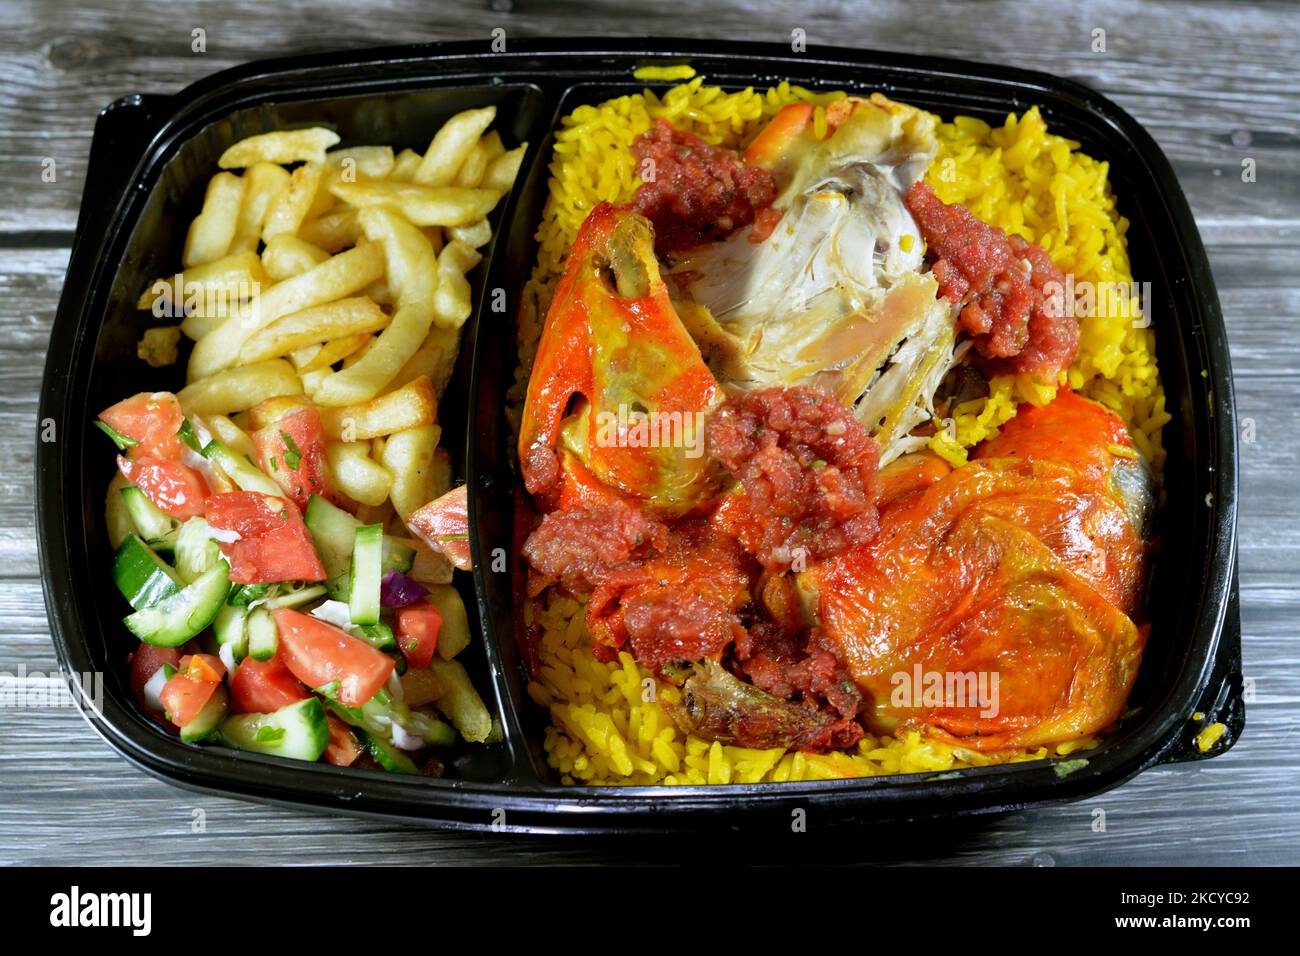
[212,603,249,663]
[228,583,275,607]
[218,697,330,762]
[202,439,281,496]
[180,682,229,743]
[113,534,182,610]
[304,494,415,598]
[303,495,357,599]
[406,709,455,747]
[357,728,420,774]
[357,621,396,651]
[120,486,178,548]
[264,583,328,609]
[246,607,279,661]
[348,523,384,626]
[174,517,223,583]
[382,538,416,575]
[124,559,231,647]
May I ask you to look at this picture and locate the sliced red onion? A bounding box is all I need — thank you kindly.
[380,570,428,609]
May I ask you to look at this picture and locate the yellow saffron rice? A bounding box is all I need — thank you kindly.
[515,79,1160,785]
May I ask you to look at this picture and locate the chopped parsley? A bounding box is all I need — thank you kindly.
[254,726,286,744]
[279,431,303,470]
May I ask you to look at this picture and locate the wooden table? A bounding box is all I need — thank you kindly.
[3,0,1296,865]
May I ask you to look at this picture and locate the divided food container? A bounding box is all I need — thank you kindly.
[37,39,1242,832]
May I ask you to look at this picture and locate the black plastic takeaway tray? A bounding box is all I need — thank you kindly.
[37,38,1241,833]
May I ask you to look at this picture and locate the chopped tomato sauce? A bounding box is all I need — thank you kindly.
[519,386,880,741]
[708,386,880,570]
[905,181,1078,378]
[631,120,778,253]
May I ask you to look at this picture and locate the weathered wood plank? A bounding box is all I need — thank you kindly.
[1,0,1297,865]
[0,0,1296,231]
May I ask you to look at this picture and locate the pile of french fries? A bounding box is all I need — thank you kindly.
[136,109,525,574]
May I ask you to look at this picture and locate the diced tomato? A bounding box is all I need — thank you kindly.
[118,454,209,519]
[178,653,226,683]
[396,603,442,670]
[99,392,186,460]
[160,672,218,727]
[407,485,472,571]
[272,608,395,707]
[229,652,310,714]
[324,713,362,767]
[204,491,327,585]
[252,407,335,511]
[128,644,183,710]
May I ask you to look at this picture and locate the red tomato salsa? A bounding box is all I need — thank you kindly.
[905,181,1078,378]
[519,386,880,746]
[631,119,779,253]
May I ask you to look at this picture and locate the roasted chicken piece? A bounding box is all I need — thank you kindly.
[518,203,723,515]
[667,95,958,462]
[799,391,1151,751]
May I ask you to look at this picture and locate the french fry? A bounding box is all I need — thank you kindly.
[420,225,445,256]
[177,360,303,416]
[328,180,500,228]
[354,499,394,527]
[407,539,454,585]
[202,413,257,458]
[425,583,471,659]
[482,143,527,194]
[427,657,491,742]
[246,395,312,431]
[138,249,266,325]
[291,332,372,373]
[188,242,385,381]
[432,240,482,329]
[239,296,390,365]
[388,148,423,183]
[262,163,323,241]
[429,447,453,501]
[324,441,393,506]
[361,277,394,306]
[399,666,447,708]
[183,172,247,267]
[478,129,506,165]
[137,326,181,367]
[446,218,492,249]
[392,323,461,396]
[261,234,331,282]
[229,162,291,254]
[218,127,340,169]
[326,145,395,181]
[297,207,361,253]
[318,376,436,441]
[308,207,437,406]
[413,106,497,187]
[451,138,489,188]
[381,423,441,521]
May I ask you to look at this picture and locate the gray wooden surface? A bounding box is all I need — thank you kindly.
[2,0,1297,865]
